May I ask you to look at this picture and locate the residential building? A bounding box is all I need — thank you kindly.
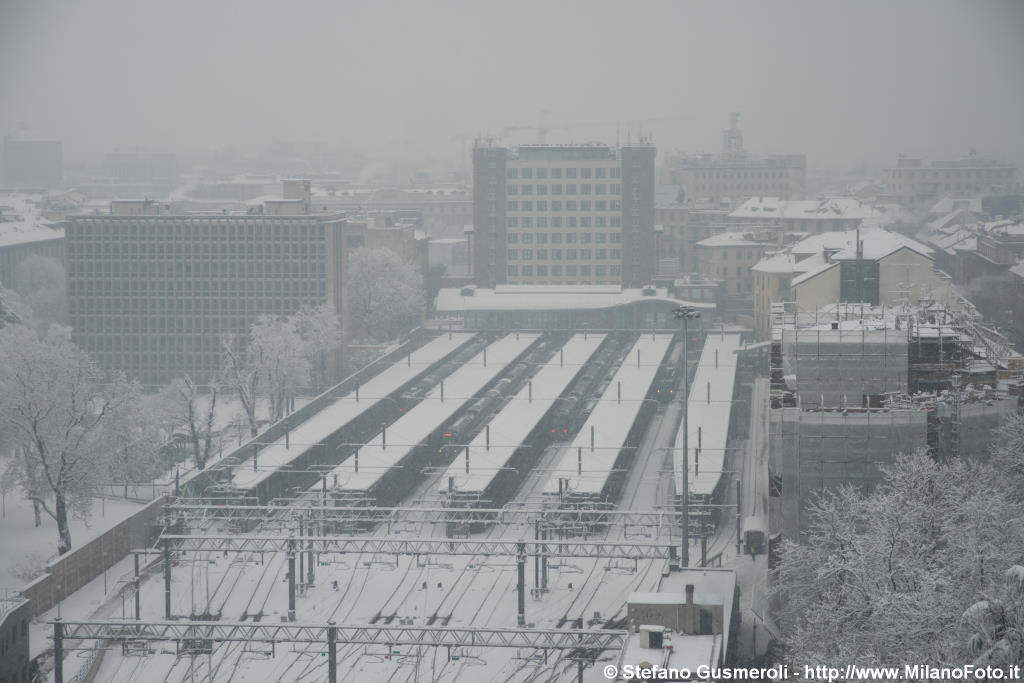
[663,113,806,202]
[751,229,958,340]
[66,206,348,386]
[695,229,779,320]
[883,155,1018,209]
[472,141,657,288]
[3,134,62,188]
[728,196,881,234]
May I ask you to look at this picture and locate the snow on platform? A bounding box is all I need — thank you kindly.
[231,333,475,489]
[330,333,540,492]
[674,332,742,497]
[439,333,606,495]
[543,334,674,496]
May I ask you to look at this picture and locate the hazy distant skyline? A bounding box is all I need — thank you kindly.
[2,0,1022,172]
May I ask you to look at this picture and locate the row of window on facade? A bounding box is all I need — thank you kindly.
[507,167,620,179]
[507,264,621,277]
[506,199,622,212]
[508,248,620,260]
[507,232,620,245]
[70,279,326,298]
[694,170,791,180]
[507,214,623,228]
[75,221,328,240]
[507,183,621,196]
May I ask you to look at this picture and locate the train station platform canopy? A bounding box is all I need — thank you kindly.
[436,285,714,331]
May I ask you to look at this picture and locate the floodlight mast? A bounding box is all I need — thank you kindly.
[674,305,700,567]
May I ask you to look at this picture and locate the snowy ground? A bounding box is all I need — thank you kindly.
[0,484,143,589]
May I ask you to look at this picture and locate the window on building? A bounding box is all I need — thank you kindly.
[536,201,547,212]
[521,168,533,179]
[522,264,533,275]
[551,168,562,179]
[567,216,577,228]
[552,216,562,228]
[507,168,518,179]
[521,184,532,195]
[566,183,577,195]
[522,233,533,244]
[551,233,562,244]
[536,168,547,179]
[522,217,532,228]
[551,200,562,211]
[537,249,547,260]
[566,168,577,178]
[581,168,592,179]
[508,248,518,259]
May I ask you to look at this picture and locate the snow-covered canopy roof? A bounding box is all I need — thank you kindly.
[436,285,713,312]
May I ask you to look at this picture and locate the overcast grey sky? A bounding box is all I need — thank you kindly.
[2,0,1022,170]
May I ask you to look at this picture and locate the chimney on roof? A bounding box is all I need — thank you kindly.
[685,584,694,605]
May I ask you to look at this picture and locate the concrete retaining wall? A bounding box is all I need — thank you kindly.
[20,496,166,618]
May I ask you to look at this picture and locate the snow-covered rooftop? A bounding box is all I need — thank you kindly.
[0,194,64,248]
[675,332,742,497]
[544,334,673,496]
[329,334,539,492]
[436,285,713,313]
[730,196,879,221]
[439,334,605,494]
[231,333,476,489]
[696,231,775,248]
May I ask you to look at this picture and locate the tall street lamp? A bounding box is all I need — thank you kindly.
[674,305,700,567]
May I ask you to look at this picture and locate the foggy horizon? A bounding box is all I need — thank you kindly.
[3,0,1023,172]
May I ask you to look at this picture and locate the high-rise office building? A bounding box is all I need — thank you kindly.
[472,141,657,287]
[66,207,348,386]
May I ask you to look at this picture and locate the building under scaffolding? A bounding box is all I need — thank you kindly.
[768,301,1022,541]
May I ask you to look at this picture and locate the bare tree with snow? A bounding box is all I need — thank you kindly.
[250,314,309,422]
[346,247,425,343]
[221,333,261,438]
[292,303,342,392]
[0,325,138,554]
[772,449,1024,669]
[162,375,223,471]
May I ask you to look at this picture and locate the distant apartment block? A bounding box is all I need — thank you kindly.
[883,155,1018,209]
[3,135,63,188]
[663,114,805,202]
[473,141,657,288]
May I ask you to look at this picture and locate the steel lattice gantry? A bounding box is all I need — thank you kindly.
[55,618,627,649]
[50,618,627,683]
[164,502,687,530]
[151,534,675,626]
[157,534,676,559]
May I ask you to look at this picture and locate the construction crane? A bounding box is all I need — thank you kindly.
[502,110,567,144]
